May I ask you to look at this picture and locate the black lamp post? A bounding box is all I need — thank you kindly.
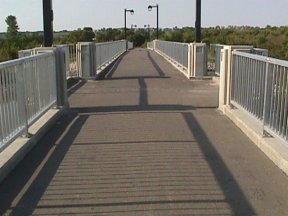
[195,0,202,42]
[43,0,54,47]
[124,9,134,50]
[148,4,159,39]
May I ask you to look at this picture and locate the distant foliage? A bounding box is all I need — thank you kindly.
[158,26,288,60]
[0,15,43,61]
[60,27,95,44]
[1,20,288,62]
[201,26,288,60]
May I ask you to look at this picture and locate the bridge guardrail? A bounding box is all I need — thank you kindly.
[211,44,267,76]
[219,46,288,143]
[231,51,288,142]
[155,40,189,72]
[0,53,57,151]
[95,40,126,71]
[150,40,207,79]
[78,40,127,79]
[19,44,80,79]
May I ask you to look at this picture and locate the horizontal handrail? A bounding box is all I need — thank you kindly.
[154,40,189,69]
[0,53,57,151]
[231,50,288,141]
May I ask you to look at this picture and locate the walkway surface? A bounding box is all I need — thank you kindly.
[1,48,288,216]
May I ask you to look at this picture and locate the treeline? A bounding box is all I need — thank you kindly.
[0,15,43,62]
[30,26,288,60]
[1,15,288,62]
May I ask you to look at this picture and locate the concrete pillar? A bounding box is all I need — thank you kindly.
[218,48,229,111]
[54,47,69,108]
[189,43,207,79]
[188,44,193,78]
[78,42,97,79]
[218,45,254,111]
[31,47,68,108]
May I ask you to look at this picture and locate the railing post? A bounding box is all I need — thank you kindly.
[188,44,192,78]
[17,61,30,137]
[262,59,273,137]
[78,42,97,79]
[225,47,234,107]
[218,48,229,111]
[54,47,69,108]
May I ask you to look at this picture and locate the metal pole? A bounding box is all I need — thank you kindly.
[43,0,53,47]
[195,0,201,43]
[157,5,159,39]
[124,9,127,50]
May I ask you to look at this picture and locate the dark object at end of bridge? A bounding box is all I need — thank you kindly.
[43,0,54,47]
[195,0,201,43]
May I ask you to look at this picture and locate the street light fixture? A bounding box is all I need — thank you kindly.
[124,8,134,50]
[148,4,159,39]
[131,24,137,29]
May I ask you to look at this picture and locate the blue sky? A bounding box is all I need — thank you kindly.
[0,0,288,32]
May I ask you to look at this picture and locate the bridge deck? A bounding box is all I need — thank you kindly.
[0,49,288,215]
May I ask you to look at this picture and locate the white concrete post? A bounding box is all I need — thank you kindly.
[225,46,234,107]
[79,42,97,79]
[218,48,229,111]
[218,45,253,111]
[188,43,192,78]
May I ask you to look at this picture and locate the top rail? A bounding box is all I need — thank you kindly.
[0,52,57,151]
[231,50,288,142]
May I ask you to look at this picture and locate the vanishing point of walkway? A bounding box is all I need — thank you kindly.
[0,49,288,216]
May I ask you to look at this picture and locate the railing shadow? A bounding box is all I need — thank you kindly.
[0,105,255,215]
[0,48,256,215]
[147,50,166,77]
[182,112,255,215]
[100,52,129,80]
[0,111,88,216]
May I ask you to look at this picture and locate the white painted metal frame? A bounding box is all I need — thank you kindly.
[0,53,57,151]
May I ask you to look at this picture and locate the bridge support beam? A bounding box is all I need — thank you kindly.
[195,0,201,42]
[43,0,54,47]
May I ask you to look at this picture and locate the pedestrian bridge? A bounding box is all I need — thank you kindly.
[0,43,288,215]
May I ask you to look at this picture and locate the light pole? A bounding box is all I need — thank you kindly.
[43,0,54,46]
[124,9,134,50]
[148,4,159,39]
[144,24,151,42]
[195,0,201,42]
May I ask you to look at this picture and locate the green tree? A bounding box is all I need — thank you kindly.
[5,15,19,37]
[3,15,20,59]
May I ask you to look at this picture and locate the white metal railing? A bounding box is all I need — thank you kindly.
[152,40,207,78]
[155,40,189,69]
[58,44,79,77]
[0,53,57,151]
[68,44,78,76]
[231,50,288,141]
[95,40,126,70]
[19,45,80,79]
[78,40,127,78]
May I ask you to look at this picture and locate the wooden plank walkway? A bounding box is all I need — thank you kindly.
[0,49,288,216]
